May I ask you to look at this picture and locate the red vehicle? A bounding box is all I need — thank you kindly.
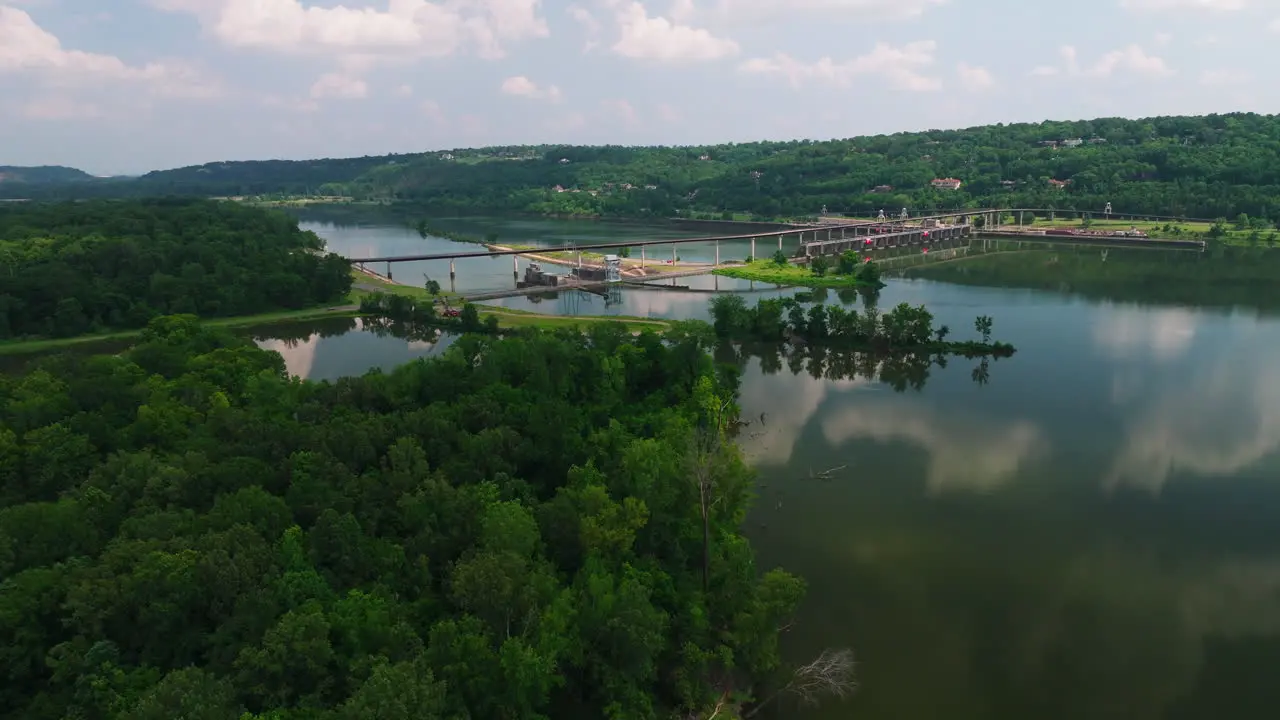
[443,308,461,318]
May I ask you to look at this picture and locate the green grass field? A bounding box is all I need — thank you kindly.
[714,259,878,288]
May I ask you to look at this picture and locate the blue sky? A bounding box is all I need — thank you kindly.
[1,0,1276,175]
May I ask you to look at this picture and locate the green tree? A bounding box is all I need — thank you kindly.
[975,315,993,343]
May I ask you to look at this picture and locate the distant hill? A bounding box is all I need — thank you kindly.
[135,154,428,196]
[0,166,95,184]
[6,112,1280,220]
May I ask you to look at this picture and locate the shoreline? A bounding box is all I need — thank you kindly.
[0,304,361,356]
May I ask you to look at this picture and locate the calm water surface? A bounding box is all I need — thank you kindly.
[0,213,1233,718]
[9,211,1278,718]
[252,245,1280,720]
[299,210,765,297]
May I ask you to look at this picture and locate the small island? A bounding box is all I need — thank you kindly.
[714,250,886,289]
[709,294,1015,356]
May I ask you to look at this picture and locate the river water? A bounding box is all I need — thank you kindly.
[251,213,1280,718]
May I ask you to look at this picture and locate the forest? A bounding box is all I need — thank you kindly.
[0,315,823,720]
[7,113,1280,221]
[0,199,353,340]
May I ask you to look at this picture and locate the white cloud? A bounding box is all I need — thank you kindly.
[821,397,1048,495]
[612,1,739,62]
[1033,44,1173,78]
[19,95,103,121]
[740,41,941,91]
[1120,0,1248,11]
[1091,44,1173,76]
[309,72,367,99]
[657,102,682,122]
[500,75,563,101]
[956,62,994,90]
[706,0,947,24]
[0,6,219,98]
[1270,17,1280,32]
[1199,69,1248,85]
[395,83,413,96]
[420,99,447,125]
[601,98,639,125]
[151,0,549,61]
[1092,306,1198,361]
[1154,31,1173,46]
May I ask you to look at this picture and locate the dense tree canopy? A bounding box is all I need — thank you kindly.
[0,316,804,719]
[9,113,1280,221]
[0,199,352,339]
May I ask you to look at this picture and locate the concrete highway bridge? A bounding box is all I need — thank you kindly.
[346,208,1208,302]
[346,207,1208,273]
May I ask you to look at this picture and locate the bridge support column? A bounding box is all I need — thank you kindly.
[778,235,783,251]
[672,244,677,266]
[449,259,455,279]
[751,237,756,260]
[386,262,393,281]
[640,246,645,268]
[578,252,582,269]
[715,240,720,266]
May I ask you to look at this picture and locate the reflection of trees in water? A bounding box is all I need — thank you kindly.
[908,244,1280,312]
[359,315,443,343]
[249,317,358,346]
[725,341,994,392]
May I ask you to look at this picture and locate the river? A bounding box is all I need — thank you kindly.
[183,213,1280,717]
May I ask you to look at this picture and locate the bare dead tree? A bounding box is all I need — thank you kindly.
[745,648,858,718]
[692,394,735,595]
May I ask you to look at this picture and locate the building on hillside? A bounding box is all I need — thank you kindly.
[871,184,894,193]
[1061,138,1083,148]
[1048,178,1068,189]
[931,178,963,191]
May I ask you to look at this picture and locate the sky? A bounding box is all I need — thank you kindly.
[1,0,1277,175]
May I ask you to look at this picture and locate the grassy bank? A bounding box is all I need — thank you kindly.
[0,303,360,356]
[714,259,882,289]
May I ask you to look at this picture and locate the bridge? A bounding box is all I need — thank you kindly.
[345,207,1208,273]
[347,207,1209,303]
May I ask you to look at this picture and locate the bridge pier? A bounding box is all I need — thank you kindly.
[386,261,392,281]
[449,259,455,280]
[672,244,677,266]
[513,255,518,278]
[640,246,645,268]
[715,239,720,266]
[751,237,756,260]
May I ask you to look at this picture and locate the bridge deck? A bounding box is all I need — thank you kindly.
[462,267,717,302]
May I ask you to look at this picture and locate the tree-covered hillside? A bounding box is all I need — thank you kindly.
[0,199,352,339]
[0,316,805,720]
[0,166,95,184]
[7,113,1280,220]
